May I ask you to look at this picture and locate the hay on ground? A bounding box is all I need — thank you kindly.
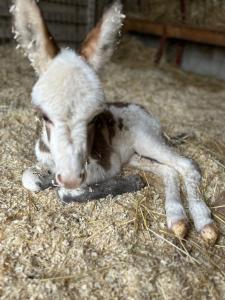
[0,36,225,299]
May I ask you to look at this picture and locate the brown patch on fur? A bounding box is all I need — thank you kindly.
[92,110,116,143]
[42,17,59,59]
[44,33,59,60]
[38,7,59,66]
[90,130,112,170]
[39,138,50,153]
[38,4,59,60]
[13,0,59,73]
[88,110,116,170]
[80,20,102,62]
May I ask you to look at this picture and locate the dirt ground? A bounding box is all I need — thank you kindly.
[1,36,225,299]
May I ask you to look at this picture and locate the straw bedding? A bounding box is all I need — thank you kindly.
[1,36,225,299]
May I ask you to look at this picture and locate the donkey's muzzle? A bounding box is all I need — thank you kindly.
[55,173,85,189]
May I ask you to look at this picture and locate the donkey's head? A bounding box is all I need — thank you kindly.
[11,0,124,189]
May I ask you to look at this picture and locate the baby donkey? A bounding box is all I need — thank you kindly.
[12,0,218,244]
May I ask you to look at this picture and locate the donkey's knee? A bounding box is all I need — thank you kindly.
[176,158,201,182]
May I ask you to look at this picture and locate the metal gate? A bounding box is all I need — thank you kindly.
[0,0,96,46]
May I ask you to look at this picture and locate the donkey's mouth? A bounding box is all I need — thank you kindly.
[55,173,85,189]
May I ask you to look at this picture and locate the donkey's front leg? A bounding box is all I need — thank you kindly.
[22,163,54,192]
[22,137,55,192]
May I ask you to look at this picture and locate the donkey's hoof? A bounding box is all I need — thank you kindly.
[200,223,218,245]
[171,219,188,239]
[22,165,54,192]
[22,168,43,192]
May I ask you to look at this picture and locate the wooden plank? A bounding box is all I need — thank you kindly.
[41,0,89,6]
[124,18,225,48]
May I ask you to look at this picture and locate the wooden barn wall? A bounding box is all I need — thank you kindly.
[123,0,225,31]
[1,1,225,44]
[0,0,96,46]
[96,0,225,32]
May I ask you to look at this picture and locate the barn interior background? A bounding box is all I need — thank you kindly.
[1,1,225,299]
[2,0,225,78]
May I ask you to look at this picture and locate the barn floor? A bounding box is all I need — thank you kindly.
[1,36,225,299]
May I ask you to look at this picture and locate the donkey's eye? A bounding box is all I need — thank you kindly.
[33,105,52,124]
[43,114,49,122]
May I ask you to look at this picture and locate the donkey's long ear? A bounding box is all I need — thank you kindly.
[80,1,125,72]
[11,0,59,75]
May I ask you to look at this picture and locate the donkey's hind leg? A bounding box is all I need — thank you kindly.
[133,133,218,244]
[129,155,188,238]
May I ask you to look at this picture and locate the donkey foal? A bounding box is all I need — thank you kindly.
[12,0,218,244]
[24,102,218,244]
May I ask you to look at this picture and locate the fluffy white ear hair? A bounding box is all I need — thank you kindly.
[10,0,59,75]
[80,0,125,72]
